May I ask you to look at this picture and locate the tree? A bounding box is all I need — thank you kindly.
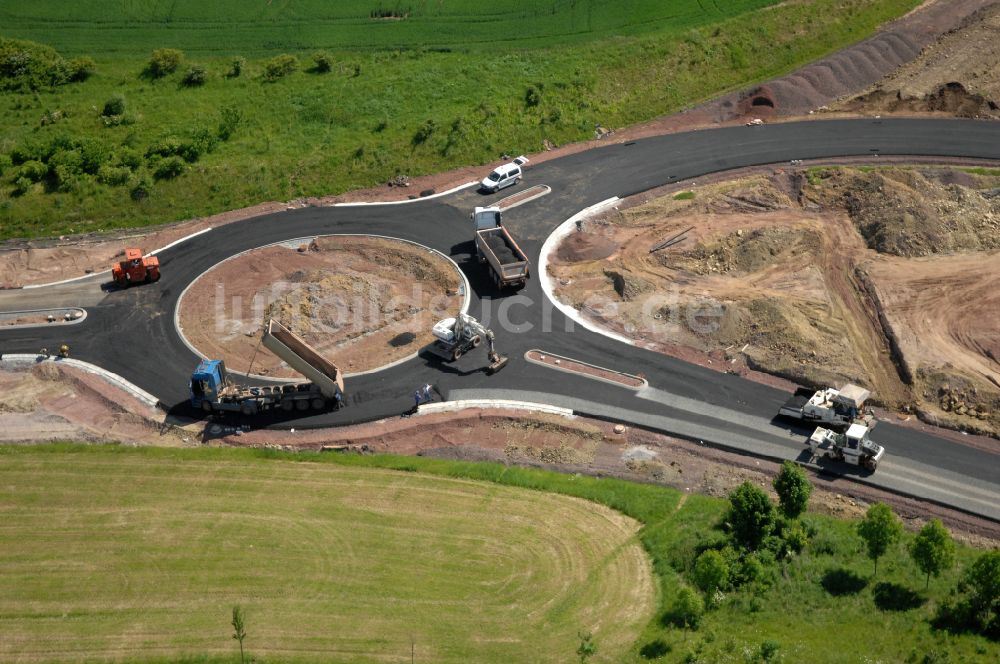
[147,48,183,78]
[231,605,247,664]
[773,461,812,519]
[576,631,596,663]
[857,503,902,576]
[671,585,704,630]
[726,481,776,550]
[909,519,956,590]
[693,549,729,595]
[958,550,1000,634]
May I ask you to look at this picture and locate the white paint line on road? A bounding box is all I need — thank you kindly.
[0,354,159,408]
[537,197,635,345]
[334,181,477,207]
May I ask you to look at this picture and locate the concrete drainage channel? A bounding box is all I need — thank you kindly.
[0,308,86,328]
[524,349,647,389]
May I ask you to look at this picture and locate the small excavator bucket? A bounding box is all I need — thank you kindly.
[486,354,509,375]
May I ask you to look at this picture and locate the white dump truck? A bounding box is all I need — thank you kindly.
[807,424,885,471]
[189,319,344,416]
[472,206,530,289]
[778,384,874,429]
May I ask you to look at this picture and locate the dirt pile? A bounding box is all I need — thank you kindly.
[556,232,619,262]
[552,165,1000,435]
[842,82,999,118]
[804,168,1000,257]
[178,236,462,377]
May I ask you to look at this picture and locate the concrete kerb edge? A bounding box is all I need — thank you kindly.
[22,226,215,290]
[417,399,575,418]
[537,197,635,346]
[0,354,159,408]
[173,234,472,383]
[524,349,648,391]
[333,181,477,207]
[0,307,88,329]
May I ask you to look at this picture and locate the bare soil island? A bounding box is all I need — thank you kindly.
[178,236,462,377]
[550,166,1000,436]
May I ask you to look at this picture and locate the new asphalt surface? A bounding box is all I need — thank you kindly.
[4,118,1000,519]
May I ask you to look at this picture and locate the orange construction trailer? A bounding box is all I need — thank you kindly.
[112,248,160,286]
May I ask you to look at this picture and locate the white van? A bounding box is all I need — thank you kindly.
[480,156,528,193]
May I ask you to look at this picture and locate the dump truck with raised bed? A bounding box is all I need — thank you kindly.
[189,319,344,416]
[807,423,884,471]
[778,383,874,429]
[472,206,529,289]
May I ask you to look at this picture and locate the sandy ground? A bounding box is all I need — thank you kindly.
[178,236,461,377]
[551,166,1000,436]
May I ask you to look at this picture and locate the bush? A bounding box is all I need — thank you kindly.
[147,48,183,78]
[525,84,542,107]
[102,93,127,118]
[782,524,809,554]
[217,105,243,141]
[773,461,812,519]
[116,147,143,171]
[669,586,704,630]
[129,172,151,201]
[725,482,776,550]
[12,176,34,196]
[66,56,96,82]
[693,549,729,595]
[97,164,132,186]
[311,51,334,73]
[412,119,436,145]
[226,56,246,78]
[182,64,207,87]
[264,54,298,81]
[153,155,185,180]
[17,159,49,183]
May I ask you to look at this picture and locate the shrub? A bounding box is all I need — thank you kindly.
[102,93,126,117]
[412,119,436,145]
[182,64,207,87]
[311,51,333,73]
[97,164,132,186]
[13,176,35,196]
[146,136,184,160]
[782,524,809,554]
[226,56,246,78]
[725,482,776,550]
[773,461,812,519]
[669,586,704,630]
[951,550,1000,636]
[147,48,183,78]
[129,172,151,201]
[17,159,48,183]
[264,54,298,81]
[693,549,729,595]
[66,56,96,82]
[116,147,143,171]
[153,155,185,180]
[525,84,542,107]
[217,105,243,141]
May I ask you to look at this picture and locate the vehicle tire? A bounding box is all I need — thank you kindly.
[311,398,325,410]
[452,348,462,361]
[144,273,152,284]
[152,271,161,282]
[296,399,309,411]
[281,399,294,412]
[471,335,481,348]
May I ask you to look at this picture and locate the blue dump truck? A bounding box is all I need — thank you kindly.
[190,319,344,416]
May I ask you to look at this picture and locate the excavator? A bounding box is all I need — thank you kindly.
[430,313,508,374]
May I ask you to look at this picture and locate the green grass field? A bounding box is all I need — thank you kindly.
[0,0,920,240]
[2,444,998,663]
[0,445,653,663]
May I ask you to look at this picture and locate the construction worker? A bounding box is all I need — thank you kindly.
[39,347,49,358]
[414,389,422,408]
[59,344,70,358]
[422,383,434,403]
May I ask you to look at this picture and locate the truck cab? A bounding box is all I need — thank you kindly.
[472,206,502,230]
[190,359,228,411]
[808,423,885,471]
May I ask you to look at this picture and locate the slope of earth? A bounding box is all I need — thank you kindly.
[549,166,1000,435]
[178,236,462,377]
[0,446,653,663]
[833,1,1000,118]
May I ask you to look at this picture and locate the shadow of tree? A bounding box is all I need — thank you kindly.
[821,568,869,596]
[640,639,671,659]
[873,582,926,611]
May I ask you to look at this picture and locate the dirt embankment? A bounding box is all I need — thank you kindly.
[550,166,1000,436]
[178,236,462,377]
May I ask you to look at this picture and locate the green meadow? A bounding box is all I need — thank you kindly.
[0,0,920,240]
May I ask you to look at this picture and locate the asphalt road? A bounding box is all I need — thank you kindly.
[4,118,1000,519]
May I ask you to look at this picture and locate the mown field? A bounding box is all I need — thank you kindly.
[1,444,997,663]
[0,445,654,663]
[0,0,920,240]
